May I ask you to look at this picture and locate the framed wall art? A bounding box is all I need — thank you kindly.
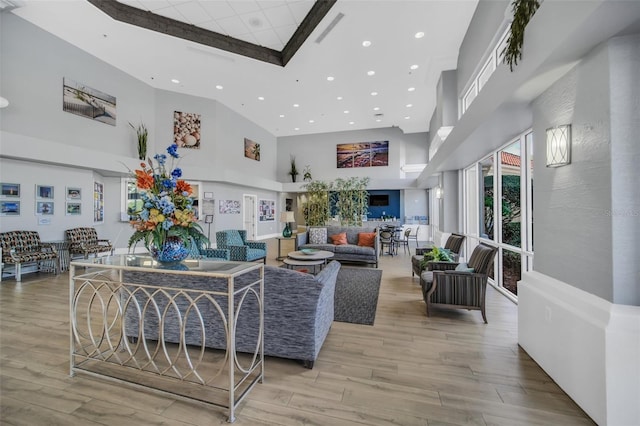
[244,138,260,161]
[94,181,104,223]
[258,199,275,222]
[336,141,389,168]
[174,111,201,149]
[36,185,54,199]
[66,202,81,215]
[0,200,20,216]
[36,201,54,215]
[0,183,20,198]
[66,187,82,200]
[219,200,241,214]
[63,77,116,126]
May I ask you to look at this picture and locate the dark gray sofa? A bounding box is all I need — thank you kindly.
[122,261,341,368]
[296,225,379,267]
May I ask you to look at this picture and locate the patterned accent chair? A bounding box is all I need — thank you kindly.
[420,243,498,323]
[215,230,266,263]
[0,231,59,282]
[65,227,113,259]
[187,237,230,261]
[411,233,466,277]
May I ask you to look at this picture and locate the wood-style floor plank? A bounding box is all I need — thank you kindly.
[0,240,595,425]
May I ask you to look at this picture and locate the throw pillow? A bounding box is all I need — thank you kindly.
[309,227,327,244]
[357,232,376,248]
[454,263,474,273]
[330,232,348,245]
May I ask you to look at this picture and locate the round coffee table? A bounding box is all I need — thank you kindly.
[285,250,334,274]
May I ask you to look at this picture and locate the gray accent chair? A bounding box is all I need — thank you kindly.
[123,260,341,368]
[411,233,466,277]
[420,243,498,323]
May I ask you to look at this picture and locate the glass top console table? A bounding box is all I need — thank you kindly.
[69,255,264,422]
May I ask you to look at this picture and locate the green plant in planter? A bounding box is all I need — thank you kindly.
[289,155,299,182]
[502,0,541,71]
[129,121,148,160]
[419,246,454,271]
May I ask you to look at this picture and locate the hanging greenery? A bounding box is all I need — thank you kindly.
[501,0,541,71]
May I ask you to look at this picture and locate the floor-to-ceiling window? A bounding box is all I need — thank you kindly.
[463,130,533,299]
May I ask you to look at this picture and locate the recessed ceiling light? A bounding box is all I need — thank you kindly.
[294,127,300,131]
[367,70,375,76]
[258,96,265,101]
[404,116,411,119]
[309,119,314,123]
[337,96,343,100]
[343,110,349,114]
[408,87,416,92]
[171,78,180,84]
[376,119,382,122]
[293,103,299,107]
[410,64,419,70]
[415,32,425,39]
[373,107,380,111]
[327,76,334,81]
[362,40,371,47]
[215,85,223,90]
[349,121,355,125]
[371,91,378,96]
[406,104,413,108]
[279,114,285,118]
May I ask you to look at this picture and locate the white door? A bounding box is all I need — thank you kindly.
[243,194,257,240]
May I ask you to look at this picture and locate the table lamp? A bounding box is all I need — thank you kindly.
[280,211,295,237]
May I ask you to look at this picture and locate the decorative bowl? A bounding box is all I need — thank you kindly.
[300,248,319,255]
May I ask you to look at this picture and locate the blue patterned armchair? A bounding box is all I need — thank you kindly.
[187,237,229,261]
[215,230,266,263]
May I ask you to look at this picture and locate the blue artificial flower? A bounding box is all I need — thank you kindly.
[157,196,175,215]
[154,153,167,165]
[139,209,150,221]
[167,144,179,158]
[161,179,176,190]
[162,220,174,230]
[171,167,182,178]
[181,191,189,197]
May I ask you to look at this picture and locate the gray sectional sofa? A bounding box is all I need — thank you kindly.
[297,225,379,267]
[122,261,341,368]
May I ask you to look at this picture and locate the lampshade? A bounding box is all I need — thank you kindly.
[546,125,571,167]
[280,211,295,222]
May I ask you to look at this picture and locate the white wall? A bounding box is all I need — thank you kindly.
[277,127,428,184]
[520,34,640,426]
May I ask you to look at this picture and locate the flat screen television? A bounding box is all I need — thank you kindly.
[369,194,389,206]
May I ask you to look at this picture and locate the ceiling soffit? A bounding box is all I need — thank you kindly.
[87,0,336,67]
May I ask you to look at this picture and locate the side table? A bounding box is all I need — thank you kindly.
[275,236,297,260]
[45,240,71,273]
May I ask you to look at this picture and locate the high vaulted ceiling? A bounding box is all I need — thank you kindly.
[8,0,479,137]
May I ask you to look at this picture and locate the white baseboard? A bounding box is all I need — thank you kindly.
[518,271,640,426]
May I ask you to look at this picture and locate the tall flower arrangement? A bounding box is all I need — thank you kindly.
[128,144,207,253]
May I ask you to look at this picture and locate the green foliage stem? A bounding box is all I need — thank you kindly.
[502,0,541,71]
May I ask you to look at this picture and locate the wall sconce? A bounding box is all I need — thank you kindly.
[546,124,571,167]
[435,186,443,199]
[0,96,9,108]
[280,211,295,238]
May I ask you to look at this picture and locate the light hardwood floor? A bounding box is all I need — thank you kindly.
[0,240,595,425]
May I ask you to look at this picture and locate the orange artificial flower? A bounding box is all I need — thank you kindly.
[176,180,192,195]
[135,169,154,190]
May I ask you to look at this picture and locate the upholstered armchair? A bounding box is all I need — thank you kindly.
[411,233,466,277]
[65,227,113,259]
[0,230,60,282]
[215,230,266,263]
[419,243,498,323]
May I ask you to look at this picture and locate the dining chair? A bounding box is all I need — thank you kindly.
[393,228,411,254]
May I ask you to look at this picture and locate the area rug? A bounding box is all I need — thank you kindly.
[334,267,382,326]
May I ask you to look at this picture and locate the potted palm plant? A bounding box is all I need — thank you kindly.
[289,155,299,182]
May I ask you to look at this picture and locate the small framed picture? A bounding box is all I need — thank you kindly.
[36,185,54,199]
[204,192,214,199]
[36,201,54,215]
[1,183,20,198]
[66,187,82,200]
[1,200,20,215]
[66,202,81,215]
